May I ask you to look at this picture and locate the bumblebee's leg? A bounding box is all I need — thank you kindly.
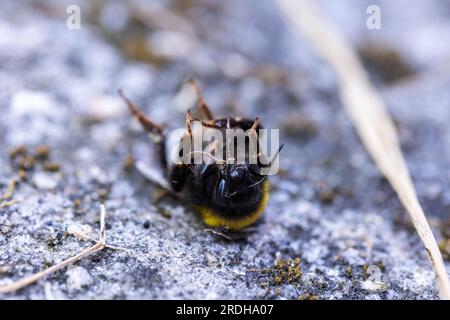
[118,89,168,169]
[118,89,164,136]
[188,79,214,121]
[212,178,228,207]
[198,163,214,180]
[168,164,189,192]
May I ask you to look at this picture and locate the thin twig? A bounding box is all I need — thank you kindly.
[68,231,128,252]
[0,242,104,294]
[0,200,18,209]
[0,205,117,294]
[277,0,450,299]
[0,177,17,200]
[204,228,234,241]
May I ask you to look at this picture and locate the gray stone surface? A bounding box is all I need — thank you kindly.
[0,0,450,299]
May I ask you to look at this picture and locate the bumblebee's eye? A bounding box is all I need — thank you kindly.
[230,167,246,182]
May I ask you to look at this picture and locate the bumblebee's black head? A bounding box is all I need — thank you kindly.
[226,163,264,193]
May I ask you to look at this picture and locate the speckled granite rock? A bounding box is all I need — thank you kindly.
[0,0,449,299]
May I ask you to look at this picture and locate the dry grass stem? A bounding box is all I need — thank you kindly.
[0,205,123,294]
[277,0,450,299]
[0,177,17,200]
[0,200,18,209]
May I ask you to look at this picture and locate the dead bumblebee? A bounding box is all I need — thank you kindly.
[119,80,283,230]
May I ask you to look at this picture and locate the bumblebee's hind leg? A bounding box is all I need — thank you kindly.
[119,89,174,193]
[118,89,168,170]
[118,89,164,136]
[188,79,214,121]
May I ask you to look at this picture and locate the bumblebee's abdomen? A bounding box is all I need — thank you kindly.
[195,180,270,230]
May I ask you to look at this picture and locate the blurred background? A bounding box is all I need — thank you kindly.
[1,0,450,299]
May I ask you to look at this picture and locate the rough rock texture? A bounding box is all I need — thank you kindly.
[1,0,450,299]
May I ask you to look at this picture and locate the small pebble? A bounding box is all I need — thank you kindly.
[67,223,93,240]
[0,222,12,235]
[10,90,59,117]
[87,95,125,121]
[33,172,59,190]
[66,266,93,290]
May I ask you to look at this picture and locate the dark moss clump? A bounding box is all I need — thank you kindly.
[34,145,50,160]
[316,182,354,205]
[256,257,302,288]
[9,146,27,159]
[122,154,135,171]
[43,162,61,172]
[281,114,318,141]
[9,145,61,173]
[439,240,450,260]
[298,293,319,300]
[439,218,450,260]
[318,186,337,204]
[98,188,110,202]
[358,43,416,84]
[47,231,67,248]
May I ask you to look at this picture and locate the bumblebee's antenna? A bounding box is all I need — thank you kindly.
[260,144,284,168]
[248,176,266,188]
[225,118,236,164]
[185,151,225,164]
